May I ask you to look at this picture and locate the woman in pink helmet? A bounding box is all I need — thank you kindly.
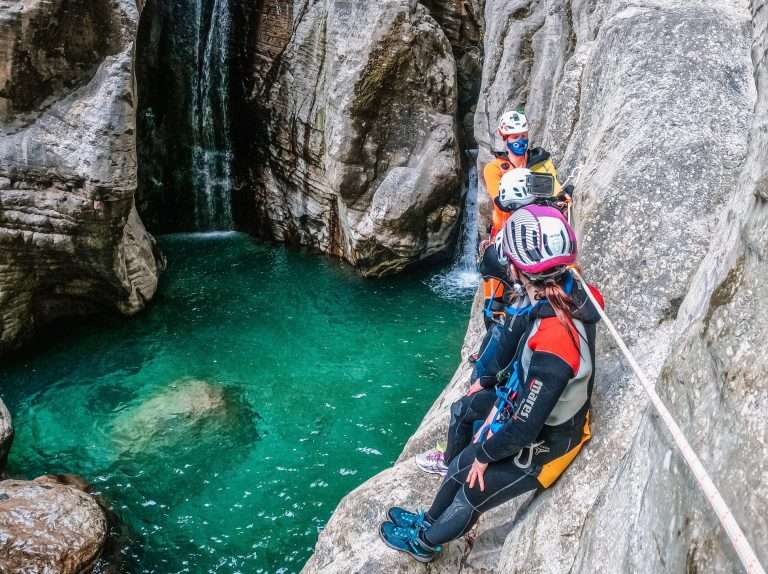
[380,206,604,563]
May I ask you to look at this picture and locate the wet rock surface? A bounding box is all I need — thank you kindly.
[0,476,108,574]
[0,0,160,356]
[302,1,767,573]
[0,399,12,472]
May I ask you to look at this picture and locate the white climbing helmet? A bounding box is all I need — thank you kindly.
[497,168,534,211]
[497,110,528,136]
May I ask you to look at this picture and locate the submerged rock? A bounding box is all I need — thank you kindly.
[0,399,12,472]
[111,378,258,455]
[0,476,107,574]
[0,0,161,355]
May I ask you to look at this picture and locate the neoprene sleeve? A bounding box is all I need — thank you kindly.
[472,312,529,388]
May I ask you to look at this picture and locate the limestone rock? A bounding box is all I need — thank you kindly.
[243,0,463,276]
[0,476,107,574]
[302,1,764,573]
[0,398,12,472]
[0,0,160,355]
[496,2,760,572]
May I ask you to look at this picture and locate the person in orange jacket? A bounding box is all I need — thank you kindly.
[481,110,563,325]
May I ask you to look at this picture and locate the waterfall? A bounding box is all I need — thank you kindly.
[428,151,481,299]
[191,0,233,230]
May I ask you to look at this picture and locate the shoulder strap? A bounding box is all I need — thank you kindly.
[527,147,551,166]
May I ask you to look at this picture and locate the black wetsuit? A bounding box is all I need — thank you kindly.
[422,282,602,546]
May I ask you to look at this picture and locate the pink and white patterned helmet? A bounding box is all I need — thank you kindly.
[501,205,577,279]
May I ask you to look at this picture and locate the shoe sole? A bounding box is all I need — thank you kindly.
[378,522,435,564]
[415,462,448,476]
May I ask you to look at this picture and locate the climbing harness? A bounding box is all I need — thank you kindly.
[476,297,548,443]
[514,440,549,470]
[570,268,766,574]
[481,273,525,324]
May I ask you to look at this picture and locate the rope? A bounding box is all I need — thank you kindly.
[570,268,765,574]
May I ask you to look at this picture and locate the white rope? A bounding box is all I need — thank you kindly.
[571,268,766,574]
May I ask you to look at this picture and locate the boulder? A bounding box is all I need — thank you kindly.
[0,399,12,472]
[0,476,107,574]
[241,0,463,276]
[0,0,160,356]
[111,378,258,455]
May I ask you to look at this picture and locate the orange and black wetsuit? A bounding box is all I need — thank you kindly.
[481,148,562,324]
[420,279,604,546]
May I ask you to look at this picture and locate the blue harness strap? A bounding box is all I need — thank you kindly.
[477,361,523,442]
[483,277,506,321]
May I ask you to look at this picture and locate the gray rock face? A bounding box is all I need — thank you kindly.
[0,0,160,355]
[560,1,768,571]
[243,0,464,276]
[0,399,12,472]
[302,1,767,573]
[0,476,108,574]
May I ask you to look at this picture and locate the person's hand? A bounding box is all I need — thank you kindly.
[465,380,484,397]
[467,459,489,491]
[477,238,492,259]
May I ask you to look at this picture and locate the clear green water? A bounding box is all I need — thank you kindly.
[0,233,471,574]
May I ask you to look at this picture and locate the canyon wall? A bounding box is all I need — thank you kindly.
[302,1,767,572]
[1,0,478,352]
[0,0,160,354]
[236,0,478,276]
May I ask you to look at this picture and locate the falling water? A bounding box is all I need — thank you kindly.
[191,0,233,230]
[428,151,481,299]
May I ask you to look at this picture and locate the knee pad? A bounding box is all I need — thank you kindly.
[449,399,467,425]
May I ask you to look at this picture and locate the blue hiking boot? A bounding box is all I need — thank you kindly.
[387,507,432,530]
[379,521,440,563]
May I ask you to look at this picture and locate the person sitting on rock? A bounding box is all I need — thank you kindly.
[481,109,563,326]
[380,205,603,563]
[414,224,526,476]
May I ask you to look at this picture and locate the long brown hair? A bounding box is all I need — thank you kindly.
[533,267,583,351]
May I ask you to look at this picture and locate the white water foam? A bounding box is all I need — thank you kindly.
[428,152,481,300]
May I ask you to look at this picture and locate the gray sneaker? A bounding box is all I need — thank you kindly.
[415,449,448,476]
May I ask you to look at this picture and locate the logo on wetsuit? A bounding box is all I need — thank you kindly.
[519,379,543,421]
